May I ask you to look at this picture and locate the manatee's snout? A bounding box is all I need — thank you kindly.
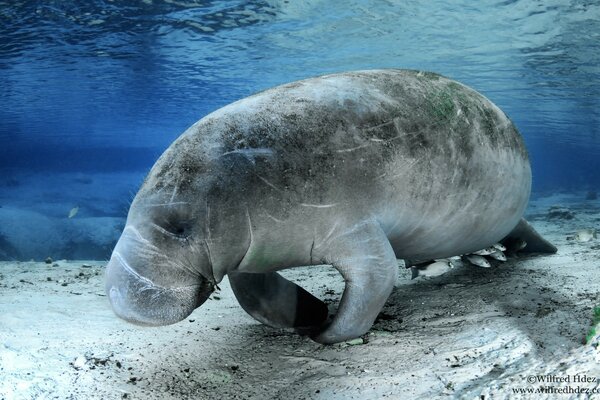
[105,250,213,326]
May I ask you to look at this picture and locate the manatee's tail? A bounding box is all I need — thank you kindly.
[502,218,557,254]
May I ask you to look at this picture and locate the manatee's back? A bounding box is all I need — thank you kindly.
[187,70,530,258]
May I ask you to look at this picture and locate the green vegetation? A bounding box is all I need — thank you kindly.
[481,107,497,136]
[426,87,456,122]
[585,306,600,344]
[424,82,476,125]
[416,70,442,80]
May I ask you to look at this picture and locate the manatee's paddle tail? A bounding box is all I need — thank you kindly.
[502,218,557,254]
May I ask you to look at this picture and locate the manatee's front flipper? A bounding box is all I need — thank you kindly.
[228,271,328,329]
[310,220,398,344]
[502,218,557,254]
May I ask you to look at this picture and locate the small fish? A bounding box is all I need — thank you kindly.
[473,247,495,256]
[68,206,79,219]
[411,260,453,279]
[434,257,462,268]
[446,256,464,267]
[488,251,507,261]
[464,254,491,268]
[507,238,528,253]
[512,239,527,251]
[574,229,597,243]
[404,259,426,268]
[492,243,506,252]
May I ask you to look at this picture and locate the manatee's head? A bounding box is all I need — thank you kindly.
[105,139,219,326]
[105,193,216,326]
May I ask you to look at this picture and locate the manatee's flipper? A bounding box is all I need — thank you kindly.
[310,220,398,344]
[502,218,557,254]
[228,271,328,329]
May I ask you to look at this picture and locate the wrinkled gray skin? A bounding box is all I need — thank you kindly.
[105,69,556,344]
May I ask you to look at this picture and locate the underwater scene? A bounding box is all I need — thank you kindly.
[1,1,600,399]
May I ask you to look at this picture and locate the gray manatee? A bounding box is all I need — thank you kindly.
[105,69,556,344]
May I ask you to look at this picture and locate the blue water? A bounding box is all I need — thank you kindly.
[0,0,599,260]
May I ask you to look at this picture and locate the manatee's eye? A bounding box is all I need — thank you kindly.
[143,198,195,240]
[150,219,193,241]
[161,218,193,239]
[151,210,193,239]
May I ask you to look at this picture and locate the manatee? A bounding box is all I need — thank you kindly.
[105,69,557,344]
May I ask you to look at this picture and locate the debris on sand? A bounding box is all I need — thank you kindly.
[71,355,87,370]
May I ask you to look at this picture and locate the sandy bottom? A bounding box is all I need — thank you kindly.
[2,193,600,400]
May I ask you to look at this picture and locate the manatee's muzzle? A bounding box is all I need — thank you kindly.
[105,252,213,326]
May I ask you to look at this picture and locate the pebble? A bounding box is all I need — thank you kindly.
[72,356,87,370]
